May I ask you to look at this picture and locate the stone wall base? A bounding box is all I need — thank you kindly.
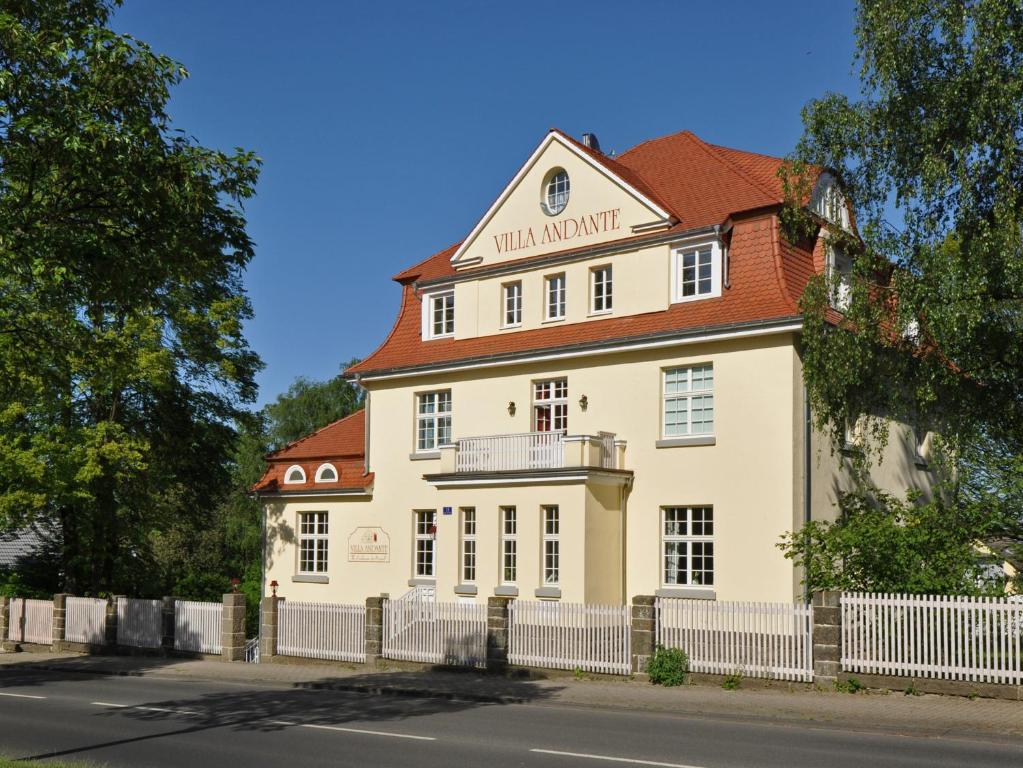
[838,671,1023,701]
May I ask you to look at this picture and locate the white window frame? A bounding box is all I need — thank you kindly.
[590,265,613,315]
[414,510,436,578]
[542,505,560,586]
[544,273,566,321]
[460,507,476,584]
[661,506,714,588]
[500,506,517,585]
[532,378,568,433]
[415,390,452,452]
[298,511,329,574]
[502,281,522,328]
[671,240,722,303]
[542,168,570,216]
[661,365,714,438]
[284,465,306,484]
[827,245,852,311]
[422,289,455,339]
[811,173,851,231]
[314,463,338,483]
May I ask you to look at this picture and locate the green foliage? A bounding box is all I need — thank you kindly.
[835,677,865,694]
[904,684,921,696]
[264,367,363,451]
[646,645,689,687]
[722,671,742,690]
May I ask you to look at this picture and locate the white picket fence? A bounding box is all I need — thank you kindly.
[65,597,107,644]
[117,598,163,648]
[657,598,814,682]
[842,592,1023,685]
[278,601,366,662]
[7,598,54,645]
[174,599,222,654]
[509,601,631,675]
[383,599,486,668]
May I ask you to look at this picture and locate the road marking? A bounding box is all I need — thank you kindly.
[0,692,45,700]
[269,720,435,741]
[91,702,128,708]
[91,702,198,716]
[529,749,705,768]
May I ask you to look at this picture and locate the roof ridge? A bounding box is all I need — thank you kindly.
[683,132,782,203]
[705,142,784,163]
[266,408,365,459]
[615,128,698,160]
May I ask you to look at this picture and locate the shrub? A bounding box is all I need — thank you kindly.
[646,645,689,687]
[722,671,743,690]
[835,676,865,693]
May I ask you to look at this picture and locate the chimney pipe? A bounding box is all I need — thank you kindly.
[582,133,601,152]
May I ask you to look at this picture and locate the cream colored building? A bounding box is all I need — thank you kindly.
[255,129,935,606]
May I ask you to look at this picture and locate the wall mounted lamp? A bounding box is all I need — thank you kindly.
[508,401,516,416]
[579,394,589,411]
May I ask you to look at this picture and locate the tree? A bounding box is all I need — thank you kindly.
[780,0,1023,579]
[263,367,364,451]
[0,0,262,594]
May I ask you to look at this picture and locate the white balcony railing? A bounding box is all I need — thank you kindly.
[453,431,619,473]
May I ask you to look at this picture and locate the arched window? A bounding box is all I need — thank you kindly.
[315,463,338,483]
[541,168,570,215]
[284,465,306,484]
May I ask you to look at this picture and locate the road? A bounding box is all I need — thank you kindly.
[0,666,1019,767]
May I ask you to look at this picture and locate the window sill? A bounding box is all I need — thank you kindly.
[534,587,561,599]
[655,587,715,600]
[425,334,454,341]
[587,309,613,318]
[454,584,478,596]
[656,436,715,448]
[501,323,522,331]
[408,577,436,587]
[670,292,721,305]
[494,585,519,597]
[541,316,565,324]
[409,451,441,461]
[292,574,329,584]
[914,456,929,470]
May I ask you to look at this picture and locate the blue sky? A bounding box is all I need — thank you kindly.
[112,0,861,407]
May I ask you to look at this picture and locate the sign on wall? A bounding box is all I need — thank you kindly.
[348,527,390,562]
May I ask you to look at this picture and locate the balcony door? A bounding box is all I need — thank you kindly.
[531,379,567,468]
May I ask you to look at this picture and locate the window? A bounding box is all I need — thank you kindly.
[298,512,328,574]
[811,174,851,230]
[414,510,436,578]
[501,506,517,584]
[542,506,559,586]
[460,508,476,583]
[426,290,455,338]
[662,506,713,588]
[662,365,714,437]
[545,273,566,320]
[503,281,522,327]
[416,391,452,451]
[828,246,852,311]
[590,265,612,314]
[284,465,306,484]
[542,168,570,215]
[672,242,721,302]
[533,378,568,432]
[314,463,337,482]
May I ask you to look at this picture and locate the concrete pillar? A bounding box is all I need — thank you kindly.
[812,590,842,687]
[365,596,385,666]
[259,595,283,661]
[0,596,10,651]
[52,593,68,650]
[631,595,656,675]
[161,597,177,654]
[486,596,513,672]
[221,593,246,662]
[105,596,122,647]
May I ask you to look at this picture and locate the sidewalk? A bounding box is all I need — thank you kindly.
[1,651,1020,743]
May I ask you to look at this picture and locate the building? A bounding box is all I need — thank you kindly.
[254,128,935,606]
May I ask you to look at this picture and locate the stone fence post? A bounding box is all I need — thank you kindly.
[812,590,842,687]
[221,593,246,662]
[52,593,68,650]
[631,595,656,675]
[365,596,385,667]
[161,597,177,654]
[486,596,513,672]
[105,596,122,648]
[259,595,283,661]
[0,596,10,650]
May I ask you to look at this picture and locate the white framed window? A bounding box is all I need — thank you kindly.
[590,265,612,314]
[533,378,568,433]
[503,281,522,327]
[298,511,328,574]
[671,241,722,303]
[284,465,306,484]
[828,245,852,311]
[416,390,451,451]
[811,173,851,230]
[501,506,517,584]
[662,365,714,437]
[414,510,436,578]
[541,168,570,216]
[460,508,476,584]
[542,505,559,586]
[314,463,337,482]
[545,273,566,321]
[662,506,714,588]
[423,290,455,339]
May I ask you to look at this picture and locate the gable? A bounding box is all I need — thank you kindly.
[452,132,674,270]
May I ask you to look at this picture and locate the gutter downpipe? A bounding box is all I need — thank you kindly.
[802,384,812,603]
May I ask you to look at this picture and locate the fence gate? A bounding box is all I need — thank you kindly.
[117,598,163,649]
[174,600,222,654]
[657,598,814,682]
[509,601,631,675]
[278,601,366,663]
[383,599,486,668]
[65,597,107,644]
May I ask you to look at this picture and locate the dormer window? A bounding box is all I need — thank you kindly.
[811,173,851,230]
[423,289,454,339]
[314,463,338,483]
[541,168,570,216]
[284,465,306,484]
[671,240,722,303]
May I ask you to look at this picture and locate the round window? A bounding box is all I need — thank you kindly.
[541,168,570,216]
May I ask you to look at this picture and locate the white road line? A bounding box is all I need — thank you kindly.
[529,749,705,768]
[269,720,435,741]
[91,702,128,707]
[91,702,198,716]
[0,692,45,700]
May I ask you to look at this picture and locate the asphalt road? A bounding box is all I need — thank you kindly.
[0,667,1020,768]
